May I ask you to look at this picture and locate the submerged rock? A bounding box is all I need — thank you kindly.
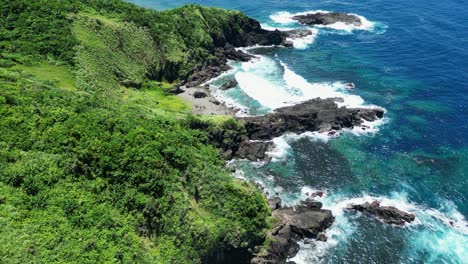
[347,201,416,225]
[220,80,239,91]
[293,12,362,26]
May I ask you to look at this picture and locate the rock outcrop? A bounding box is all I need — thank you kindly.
[251,198,334,264]
[292,12,362,26]
[242,98,385,140]
[347,201,416,225]
[184,44,252,87]
[204,98,384,161]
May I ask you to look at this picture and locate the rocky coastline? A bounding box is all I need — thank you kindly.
[176,15,410,264]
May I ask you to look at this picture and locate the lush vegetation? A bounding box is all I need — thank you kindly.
[0,0,270,263]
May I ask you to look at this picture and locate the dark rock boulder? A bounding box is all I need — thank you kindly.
[220,80,239,91]
[273,206,334,240]
[251,202,334,264]
[220,44,254,62]
[235,141,274,161]
[300,198,323,210]
[242,98,385,140]
[210,99,221,105]
[292,12,362,26]
[347,201,416,225]
[193,91,208,98]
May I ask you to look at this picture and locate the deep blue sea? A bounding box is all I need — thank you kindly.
[130,0,468,262]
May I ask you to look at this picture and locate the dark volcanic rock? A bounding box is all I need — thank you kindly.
[251,202,334,264]
[300,198,323,210]
[348,201,416,225]
[280,29,313,40]
[242,98,385,140]
[235,141,274,161]
[185,44,253,87]
[273,205,334,239]
[193,91,208,98]
[293,12,362,26]
[205,98,384,162]
[220,80,239,91]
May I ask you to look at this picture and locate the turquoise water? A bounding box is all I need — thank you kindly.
[130,0,468,263]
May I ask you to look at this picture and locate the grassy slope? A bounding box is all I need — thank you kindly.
[0,1,270,263]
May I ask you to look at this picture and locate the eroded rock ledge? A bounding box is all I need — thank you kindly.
[251,198,334,264]
[242,98,384,141]
[205,98,384,161]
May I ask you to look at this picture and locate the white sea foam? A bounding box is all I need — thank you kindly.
[233,55,378,111]
[270,11,297,24]
[286,29,319,50]
[280,61,367,108]
[261,23,296,31]
[236,71,293,109]
[265,137,292,162]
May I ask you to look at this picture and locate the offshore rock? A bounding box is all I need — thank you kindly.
[293,12,362,26]
[347,201,416,225]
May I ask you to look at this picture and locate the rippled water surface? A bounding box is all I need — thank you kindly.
[130,0,468,262]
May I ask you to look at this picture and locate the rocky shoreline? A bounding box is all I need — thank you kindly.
[175,15,412,264]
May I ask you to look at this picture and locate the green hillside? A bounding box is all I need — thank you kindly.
[0,1,269,263]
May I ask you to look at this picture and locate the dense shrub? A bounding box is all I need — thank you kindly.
[0,1,270,263]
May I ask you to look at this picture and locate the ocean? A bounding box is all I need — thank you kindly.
[130,0,468,263]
